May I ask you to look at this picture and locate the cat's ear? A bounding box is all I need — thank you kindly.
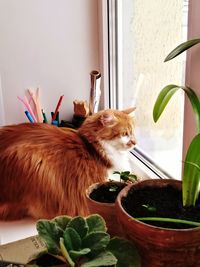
[122,107,136,117]
[99,112,117,126]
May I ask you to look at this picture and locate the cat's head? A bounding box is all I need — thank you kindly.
[78,108,136,151]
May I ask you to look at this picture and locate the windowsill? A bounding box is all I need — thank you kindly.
[0,219,37,245]
[0,152,160,245]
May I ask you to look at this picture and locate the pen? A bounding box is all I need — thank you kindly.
[52,95,64,122]
[25,111,34,123]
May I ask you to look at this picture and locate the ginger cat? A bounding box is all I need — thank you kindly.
[0,108,136,220]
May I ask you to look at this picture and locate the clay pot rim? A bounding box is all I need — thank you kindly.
[86,180,127,207]
[116,178,200,233]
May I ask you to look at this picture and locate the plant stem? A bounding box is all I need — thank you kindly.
[135,217,200,227]
[60,238,75,267]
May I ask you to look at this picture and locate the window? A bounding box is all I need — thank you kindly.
[99,0,200,180]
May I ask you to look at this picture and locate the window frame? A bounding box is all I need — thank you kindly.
[98,0,200,179]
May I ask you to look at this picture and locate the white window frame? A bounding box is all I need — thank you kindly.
[98,0,200,179]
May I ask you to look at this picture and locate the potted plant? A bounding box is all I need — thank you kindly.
[115,38,200,267]
[34,214,140,267]
[85,171,137,237]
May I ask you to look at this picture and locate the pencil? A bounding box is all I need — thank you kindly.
[52,95,64,122]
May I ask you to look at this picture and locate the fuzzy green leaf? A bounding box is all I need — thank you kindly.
[51,215,72,231]
[164,38,200,62]
[108,237,140,267]
[68,216,88,239]
[86,214,107,233]
[36,220,62,254]
[81,251,117,267]
[69,248,91,260]
[63,228,81,252]
[183,133,200,206]
[82,232,110,252]
[153,85,200,133]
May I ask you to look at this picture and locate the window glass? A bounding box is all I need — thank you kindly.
[119,0,188,179]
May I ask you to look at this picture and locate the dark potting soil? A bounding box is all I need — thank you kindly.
[90,183,126,203]
[30,253,65,266]
[122,184,200,229]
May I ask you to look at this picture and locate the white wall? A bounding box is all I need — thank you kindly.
[0,0,100,125]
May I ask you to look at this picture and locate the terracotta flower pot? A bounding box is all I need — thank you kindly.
[115,179,200,267]
[86,181,126,237]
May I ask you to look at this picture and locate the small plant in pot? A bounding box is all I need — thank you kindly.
[34,214,140,267]
[86,171,137,237]
[115,38,200,267]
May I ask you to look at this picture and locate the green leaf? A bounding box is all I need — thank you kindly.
[108,237,140,267]
[113,171,137,182]
[135,217,200,227]
[183,133,200,206]
[36,220,62,254]
[113,171,120,175]
[86,214,107,233]
[153,85,200,133]
[51,215,72,231]
[69,248,91,260]
[82,232,110,252]
[63,228,81,251]
[60,237,75,267]
[153,84,182,122]
[128,174,137,181]
[121,171,130,175]
[120,171,130,181]
[68,216,88,239]
[81,251,117,267]
[164,38,200,62]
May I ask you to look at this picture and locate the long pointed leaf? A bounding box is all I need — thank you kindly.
[183,134,200,206]
[153,84,181,122]
[153,85,200,133]
[164,38,200,62]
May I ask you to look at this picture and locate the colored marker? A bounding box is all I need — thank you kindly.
[42,109,48,123]
[25,111,34,123]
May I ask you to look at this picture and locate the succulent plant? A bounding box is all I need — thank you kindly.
[36,214,140,267]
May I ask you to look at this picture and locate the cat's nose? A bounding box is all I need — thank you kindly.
[131,139,136,145]
[127,138,136,147]
[130,139,136,146]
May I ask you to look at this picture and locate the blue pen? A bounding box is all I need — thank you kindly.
[25,110,34,123]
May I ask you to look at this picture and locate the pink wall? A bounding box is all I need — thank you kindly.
[183,0,200,160]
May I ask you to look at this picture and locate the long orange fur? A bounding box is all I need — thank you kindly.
[0,108,135,220]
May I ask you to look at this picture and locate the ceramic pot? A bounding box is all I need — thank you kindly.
[115,179,200,267]
[86,181,126,237]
